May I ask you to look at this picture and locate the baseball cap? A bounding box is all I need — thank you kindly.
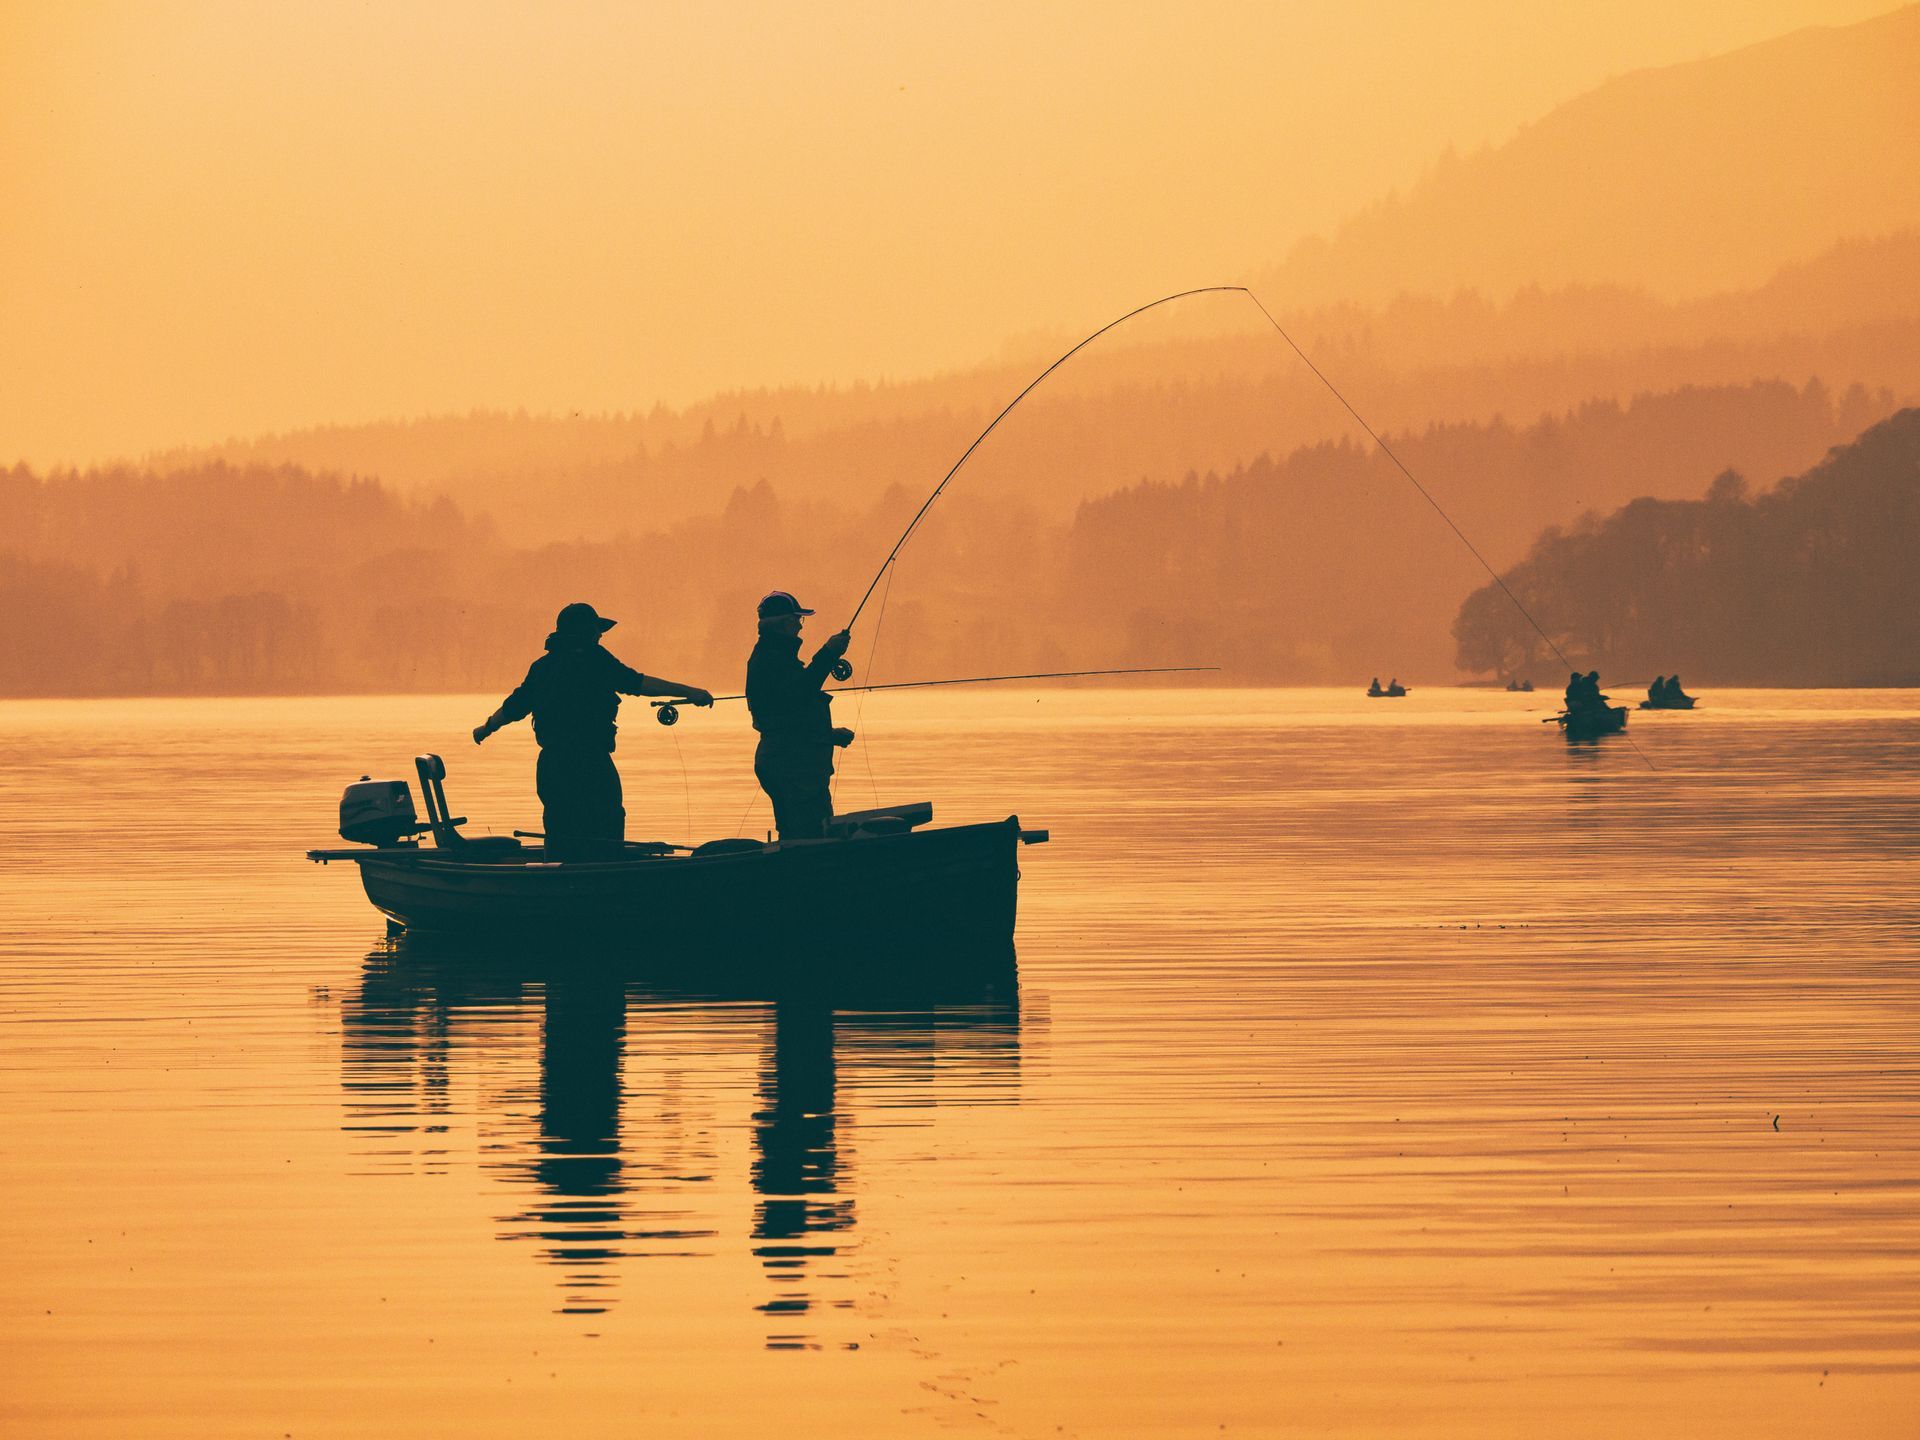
[556,601,617,634]
[756,591,815,619]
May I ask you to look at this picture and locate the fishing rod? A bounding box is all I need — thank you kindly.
[830,285,1254,679]
[649,666,1218,725]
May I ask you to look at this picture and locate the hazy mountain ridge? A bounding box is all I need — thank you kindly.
[1254,5,1920,304]
[141,234,1920,547]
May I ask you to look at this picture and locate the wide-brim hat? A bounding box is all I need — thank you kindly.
[556,601,617,634]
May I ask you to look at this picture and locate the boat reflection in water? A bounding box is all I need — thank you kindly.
[338,935,1022,1343]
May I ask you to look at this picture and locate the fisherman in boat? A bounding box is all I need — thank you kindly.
[471,602,714,861]
[1368,677,1384,697]
[1648,675,1667,705]
[747,591,855,841]
[1564,670,1608,715]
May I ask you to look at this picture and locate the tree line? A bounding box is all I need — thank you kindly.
[1452,408,1920,685]
[2,392,1913,697]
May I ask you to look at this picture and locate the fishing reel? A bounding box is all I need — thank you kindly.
[830,658,853,682]
[655,703,680,727]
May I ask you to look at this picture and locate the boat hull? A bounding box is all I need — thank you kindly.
[352,817,1029,956]
[1559,705,1629,740]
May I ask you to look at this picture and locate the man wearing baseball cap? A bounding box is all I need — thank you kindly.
[472,602,714,860]
[745,591,854,840]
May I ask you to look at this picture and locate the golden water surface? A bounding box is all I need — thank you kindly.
[1,688,1915,1437]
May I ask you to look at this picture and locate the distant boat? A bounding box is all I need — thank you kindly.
[1638,695,1697,710]
[1366,683,1409,698]
[309,755,1049,951]
[1505,679,1534,692]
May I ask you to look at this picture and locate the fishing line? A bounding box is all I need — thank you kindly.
[733,779,762,841]
[1239,289,1658,772]
[668,723,693,844]
[656,666,1221,709]
[853,559,898,810]
[843,285,1593,710]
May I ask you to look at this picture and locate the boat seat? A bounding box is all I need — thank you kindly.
[847,815,915,836]
[413,753,524,857]
[692,838,765,858]
[825,800,932,839]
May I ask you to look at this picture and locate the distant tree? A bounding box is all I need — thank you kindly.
[1450,575,1540,680]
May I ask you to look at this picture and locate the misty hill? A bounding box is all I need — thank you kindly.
[0,462,490,599]
[148,237,1920,547]
[3,385,1901,696]
[154,228,1920,497]
[1254,4,1920,305]
[0,464,506,694]
[1452,408,1920,686]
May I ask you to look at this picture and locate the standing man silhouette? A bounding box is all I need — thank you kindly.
[473,602,713,861]
[746,592,855,840]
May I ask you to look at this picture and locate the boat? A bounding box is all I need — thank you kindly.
[1638,695,1697,710]
[308,756,1048,954]
[1505,679,1534,692]
[1366,684,1409,698]
[1555,705,1629,740]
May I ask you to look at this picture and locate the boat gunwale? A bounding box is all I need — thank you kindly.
[310,814,1034,873]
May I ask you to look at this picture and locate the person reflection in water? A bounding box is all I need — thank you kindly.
[472,602,713,861]
[746,592,855,841]
[528,971,630,1312]
[752,998,853,1345]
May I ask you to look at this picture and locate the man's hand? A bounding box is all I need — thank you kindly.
[831,726,856,748]
[471,723,491,745]
[686,688,715,707]
[820,629,852,660]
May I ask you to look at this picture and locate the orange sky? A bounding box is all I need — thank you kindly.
[0,0,1901,465]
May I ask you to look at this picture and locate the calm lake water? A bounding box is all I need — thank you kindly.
[2,688,1916,1437]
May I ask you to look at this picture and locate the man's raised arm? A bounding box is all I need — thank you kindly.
[802,630,852,687]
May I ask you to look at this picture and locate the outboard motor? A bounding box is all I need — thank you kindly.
[339,777,423,847]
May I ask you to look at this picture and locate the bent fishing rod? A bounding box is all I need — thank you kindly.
[649,666,1218,725]
[817,286,1254,682]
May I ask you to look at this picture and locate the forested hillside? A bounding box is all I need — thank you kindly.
[3,383,1903,695]
[1452,409,1920,686]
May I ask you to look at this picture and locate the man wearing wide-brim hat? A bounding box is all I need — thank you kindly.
[473,602,713,861]
[745,591,854,840]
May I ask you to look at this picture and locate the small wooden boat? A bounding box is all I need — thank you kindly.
[1555,705,1629,740]
[309,756,1048,953]
[1366,685,1409,698]
[1638,695,1697,710]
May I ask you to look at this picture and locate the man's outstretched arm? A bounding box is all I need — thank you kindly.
[608,655,714,707]
[473,672,536,744]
